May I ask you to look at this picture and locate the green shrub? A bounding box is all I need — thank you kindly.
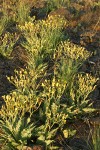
[15,0,32,25]
[0,111,35,150]
[1,64,47,117]
[1,0,31,26]
[0,1,9,35]
[0,14,8,36]
[0,14,98,149]
[0,32,18,57]
[18,15,66,67]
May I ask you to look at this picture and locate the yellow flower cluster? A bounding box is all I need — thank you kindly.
[1,63,47,118]
[42,15,67,29]
[18,21,35,32]
[78,73,97,95]
[70,73,98,102]
[58,41,91,61]
[18,15,66,33]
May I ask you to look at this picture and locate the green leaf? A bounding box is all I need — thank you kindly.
[47,128,58,139]
[83,108,95,113]
[45,139,54,145]
[38,135,45,141]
